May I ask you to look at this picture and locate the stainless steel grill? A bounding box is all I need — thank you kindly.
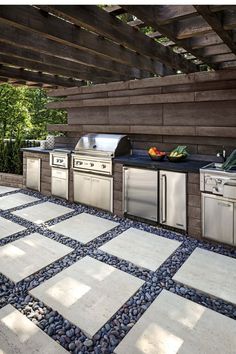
[72,133,131,212]
[72,134,131,175]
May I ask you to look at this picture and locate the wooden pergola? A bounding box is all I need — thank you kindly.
[0,5,236,88]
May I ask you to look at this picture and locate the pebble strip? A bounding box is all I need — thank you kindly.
[0,188,236,354]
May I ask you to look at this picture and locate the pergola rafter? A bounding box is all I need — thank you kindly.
[38,5,197,74]
[0,5,235,87]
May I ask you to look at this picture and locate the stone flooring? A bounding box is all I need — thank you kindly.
[0,192,39,210]
[99,228,181,271]
[0,304,68,353]
[50,213,119,244]
[13,201,73,224]
[173,248,236,305]
[30,256,144,338]
[115,290,236,354]
[0,216,26,240]
[0,187,236,354]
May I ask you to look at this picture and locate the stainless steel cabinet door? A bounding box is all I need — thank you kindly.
[73,172,92,205]
[159,170,186,230]
[51,168,69,199]
[202,193,233,245]
[90,176,113,212]
[123,167,158,221]
[26,158,41,191]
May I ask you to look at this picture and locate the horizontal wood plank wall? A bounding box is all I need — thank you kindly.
[48,70,236,156]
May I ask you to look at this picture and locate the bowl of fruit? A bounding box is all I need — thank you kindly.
[167,146,188,162]
[148,147,166,161]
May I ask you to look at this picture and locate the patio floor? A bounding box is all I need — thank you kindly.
[0,187,236,354]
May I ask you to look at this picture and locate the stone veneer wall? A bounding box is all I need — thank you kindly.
[0,172,23,188]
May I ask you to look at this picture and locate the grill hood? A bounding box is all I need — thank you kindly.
[74,133,131,157]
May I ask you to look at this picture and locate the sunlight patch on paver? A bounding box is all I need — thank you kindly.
[0,304,68,354]
[0,193,39,210]
[99,228,181,271]
[0,216,26,240]
[50,213,119,243]
[173,248,236,305]
[30,256,144,338]
[13,201,73,224]
[115,290,236,354]
[0,233,73,282]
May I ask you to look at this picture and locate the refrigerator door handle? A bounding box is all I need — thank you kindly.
[161,174,167,223]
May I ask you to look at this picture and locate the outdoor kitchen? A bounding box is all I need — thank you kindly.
[0,4,236,354]
[21,69,236,247]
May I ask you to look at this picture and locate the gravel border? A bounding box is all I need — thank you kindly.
[0,188,236,354]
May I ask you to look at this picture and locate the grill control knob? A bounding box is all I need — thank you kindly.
[101,164,106,169]
[90,163,94,167]
[77,161,83,165]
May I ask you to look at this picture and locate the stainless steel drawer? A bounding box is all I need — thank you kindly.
[51,167,69,200]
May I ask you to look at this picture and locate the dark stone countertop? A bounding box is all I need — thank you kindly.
[114,154,211,173]
[21,147,52,154]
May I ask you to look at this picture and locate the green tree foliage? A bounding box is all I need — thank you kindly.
[0,83,67,140]
[0,83,66,174]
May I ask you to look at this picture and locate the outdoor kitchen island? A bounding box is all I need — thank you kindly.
[22,147,206,241]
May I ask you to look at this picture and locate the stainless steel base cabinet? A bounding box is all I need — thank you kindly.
[202,193,234,245]
[51,168,69,200]
[26,158,41,191]
[123,167,158,222]
[159,170,186,230]
[73,171,113,212]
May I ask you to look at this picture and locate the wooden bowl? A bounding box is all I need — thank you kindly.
[149,153,166,161]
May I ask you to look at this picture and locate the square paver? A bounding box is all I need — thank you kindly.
[0,304,67,354]
[0,216,26,240]
[30,256,144,338]
[99,228,181,271]
[0,192,39,210]
[50,213,119,244]
[115,290,236,354]
[0,233,73,282]
[13,201,73,224]
[173,248,236,305]
[0,186,19,195]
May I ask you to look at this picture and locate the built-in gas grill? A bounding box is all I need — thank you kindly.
[71,134,131,212]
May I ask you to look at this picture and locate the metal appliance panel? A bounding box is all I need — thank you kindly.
[51,168,69,199]
[74,133,131,157]
[223,182,236,199]
[50,152,69,169]
[159,170,186,230]
[123,167,158,222]
[26,158,41,192]
[72,154,112,175]
[73,171,113,212]
[202,193,233,245]
[90,175,113,212]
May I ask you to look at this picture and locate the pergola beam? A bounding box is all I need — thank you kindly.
[40,5,198,74]
[0,65,82,87]
[0,42,128,83]
[121,5,218,70]
[0,5,166,76]
[0,23,144,80]
[194,6,236,55]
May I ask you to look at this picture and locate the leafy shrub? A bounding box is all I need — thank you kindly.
[0,139,40,175]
